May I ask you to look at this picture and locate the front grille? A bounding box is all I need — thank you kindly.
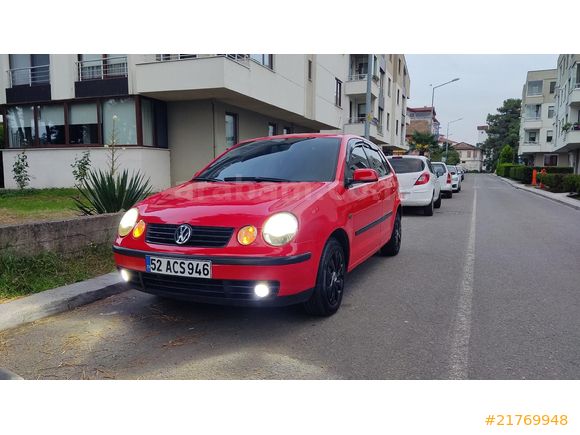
[146,223,234,247]
[130,272,280,301]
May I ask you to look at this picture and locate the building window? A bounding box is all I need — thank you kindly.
[335,78,342,107]
[549,81,556,93]
[38,105,65,145]
[9,54,50,86]
[398,59,401,74]
[396,120,399,135]
[526,130,538,143]
[386,113,390,130]
[544,154,558,166]
[225,113,238,147]
[547,106,555,119]
[527,80,543,96]
[389,54,393,62]
[69,102,99,145]
[5,106,36,148]
[141,99,155,146]
[397,89,400,105]
[546,130,554,142]
[78,54,127,81]
[250,54,273,69]
[388,77,392,97]
[525,104,541,119]
[357,103,366,121]
[467,150,472,158]
[378,108,384,126]
[102,97,137,145]
[308,60,312,81]
[282,126,292,135]
[268,123,277,136]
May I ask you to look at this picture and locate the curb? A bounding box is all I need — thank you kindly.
[495,175,580,211]
[0,272,125,333]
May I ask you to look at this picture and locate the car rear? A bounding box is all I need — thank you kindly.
[432,162,452,196]
[446,165,460,192]
[387,156,433,207]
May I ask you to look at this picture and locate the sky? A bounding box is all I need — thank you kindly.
[405,55,558,145]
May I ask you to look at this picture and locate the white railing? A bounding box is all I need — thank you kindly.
[8,65,50,87]
[145,54,251,67]
[76,56,128,81]
[348,73,380,83]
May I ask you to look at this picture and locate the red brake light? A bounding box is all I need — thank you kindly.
[414,172,430,186]
[447,172,452,184]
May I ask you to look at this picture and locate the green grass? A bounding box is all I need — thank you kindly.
[0,243,116,302]
[0,188,80,224]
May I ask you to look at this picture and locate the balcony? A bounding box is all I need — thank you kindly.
[344,73,380,97]
[519,141,541,155]
[569,84,580,106]
[5,65,51,103]
[343,117,385,143]
[74,56,128,98]
[555,129,580,152]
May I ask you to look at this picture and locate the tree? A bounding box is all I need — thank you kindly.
[498,144,514,164]
[481,98,521,171]
[408,131,439,156]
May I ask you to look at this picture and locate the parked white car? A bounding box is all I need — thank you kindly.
[446,165,462,192]
[387,155,442,216]
[431,162,453,198]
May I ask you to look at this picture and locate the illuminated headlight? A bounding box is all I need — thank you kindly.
[262,212,298,246]
[118,208,139,237]
[120,269,130,282]
[254,283,270,298]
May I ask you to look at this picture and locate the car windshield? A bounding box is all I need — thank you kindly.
[196,137,341,182]
[388,158,425,174]
[432,163,446,173]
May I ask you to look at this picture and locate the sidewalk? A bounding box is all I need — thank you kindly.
[497,175,580,211]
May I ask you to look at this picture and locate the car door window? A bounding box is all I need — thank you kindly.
[346,142,371,182]
[377,150,392,176]
[364,144,388,178]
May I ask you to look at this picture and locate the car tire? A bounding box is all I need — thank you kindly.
[379,211,401,256]
[423,194,434,216]
[434,192,442,209]
[458,185,462,192]
[303,237,346,317]
[447,191,453,198]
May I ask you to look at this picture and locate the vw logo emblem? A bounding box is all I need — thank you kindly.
[175,224,192,245]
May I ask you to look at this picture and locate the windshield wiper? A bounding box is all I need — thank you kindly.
[192,176,222,182]
[223,176,291,182]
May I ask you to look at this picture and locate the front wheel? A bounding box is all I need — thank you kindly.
[304,237,346,317]
[380,212,401,256]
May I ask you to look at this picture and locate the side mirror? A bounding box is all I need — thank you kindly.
[352,168,379,183]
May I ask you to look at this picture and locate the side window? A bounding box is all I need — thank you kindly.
[346,142,370,181]
[376,147,392,176]
[364,145,388,178]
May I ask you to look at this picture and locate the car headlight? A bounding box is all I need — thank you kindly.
[262,212,298,246]
[118,208,139,237]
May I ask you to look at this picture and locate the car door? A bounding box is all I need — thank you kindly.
[342,140,383,266]
[363,142,397,247]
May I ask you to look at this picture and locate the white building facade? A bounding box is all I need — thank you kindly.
[0,54,411,189]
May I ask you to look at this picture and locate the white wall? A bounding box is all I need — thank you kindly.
[2,147,170,191]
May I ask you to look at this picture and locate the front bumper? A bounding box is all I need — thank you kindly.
[113,246,317,305]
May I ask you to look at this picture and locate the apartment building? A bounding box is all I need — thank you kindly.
[453,142,483,172]
[406,106,440,139]
[552,54,580,174]
[518,69,569,168]
[0,54,412,189]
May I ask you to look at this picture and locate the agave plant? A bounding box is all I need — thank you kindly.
[74,169,152,215]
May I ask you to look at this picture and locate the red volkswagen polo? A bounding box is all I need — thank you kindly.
[114,134,401,316]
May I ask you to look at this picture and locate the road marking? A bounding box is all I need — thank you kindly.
[448,177,477,379]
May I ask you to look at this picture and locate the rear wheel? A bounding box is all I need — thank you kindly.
[304,238,346,317]
[434,192,442,209]
[380,211,401,256]
[423,194,434,216]
[447,191,453,198]
[458,185,462,192]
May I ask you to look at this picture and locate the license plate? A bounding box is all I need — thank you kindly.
[146,256,212,278]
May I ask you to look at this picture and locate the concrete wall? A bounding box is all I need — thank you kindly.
[1,147,170,191]
[0,212,121,256]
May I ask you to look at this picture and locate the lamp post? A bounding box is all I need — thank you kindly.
[430,78,460,139]
[445,117,463,162]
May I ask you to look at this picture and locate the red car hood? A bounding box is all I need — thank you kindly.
[138,181,330,225]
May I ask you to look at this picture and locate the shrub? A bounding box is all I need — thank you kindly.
[562,174,580,194]
[538,173,568,193]
[74,169,152,215]
[496,163,520,177]
[71,150,92,186]
[12,151,30,189]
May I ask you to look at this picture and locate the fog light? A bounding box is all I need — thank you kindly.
[237,225,257,245]
[254,283,270,298]
[120,269,130,282]
[132,220,146,238]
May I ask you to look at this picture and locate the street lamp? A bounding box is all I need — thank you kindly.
[430,78,460,138]
[445,117,463,161]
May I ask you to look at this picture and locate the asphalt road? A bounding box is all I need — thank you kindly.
[1,174,579,380]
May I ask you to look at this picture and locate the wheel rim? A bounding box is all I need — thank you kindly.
[324,248,345,306]
[394,217,402,248]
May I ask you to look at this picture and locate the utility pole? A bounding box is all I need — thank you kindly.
[364,54,373,139]
[445,117,462,162]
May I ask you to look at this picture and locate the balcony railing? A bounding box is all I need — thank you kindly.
[348,73,380,83]
[8,65,50,87]
[76,56,128,81]
[346,116,380,126]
